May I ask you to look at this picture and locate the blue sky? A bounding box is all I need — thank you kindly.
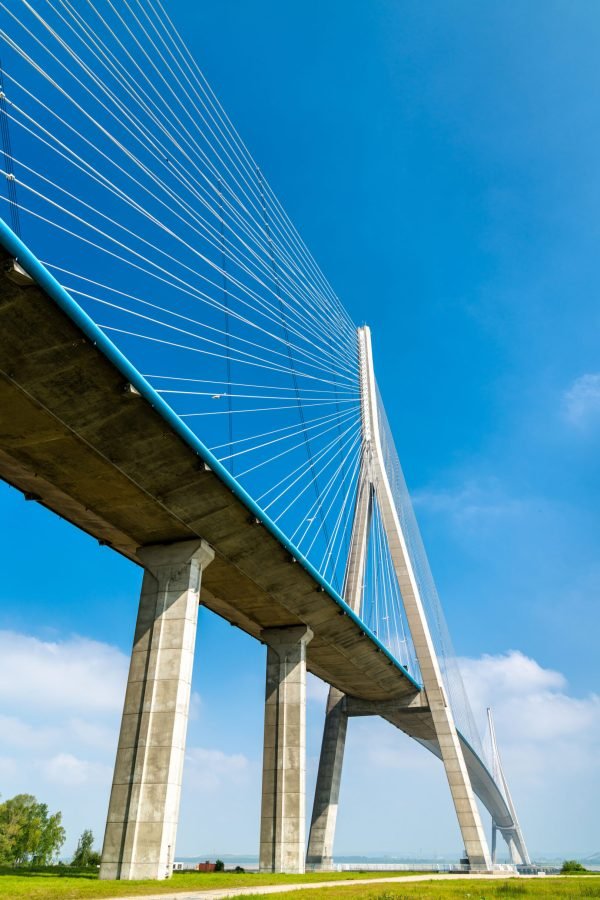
[1,0,599,860]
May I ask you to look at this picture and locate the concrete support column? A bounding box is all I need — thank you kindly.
[501,829,524,865]
[306,687,347,870]
[259,626,313,874]
[100,539,214,881]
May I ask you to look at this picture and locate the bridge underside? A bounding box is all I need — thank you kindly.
[0,248,415,704]
[0,248,517,858]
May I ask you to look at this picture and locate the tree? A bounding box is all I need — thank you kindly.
[0,801,19,864]
[72,829,100,868]
[561,859,587,873]
[0,794,66,866]
[214,859,225,872]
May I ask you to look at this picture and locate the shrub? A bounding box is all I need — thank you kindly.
[71,830,100,868]
[561,859,587,873]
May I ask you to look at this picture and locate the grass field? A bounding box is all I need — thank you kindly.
[0,868,424,899]
[0,869,597,900]
[229,876,600,900]
[236,877,600,899]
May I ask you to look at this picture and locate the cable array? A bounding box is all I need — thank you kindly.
[375,386,489,764]
[362,490,420,680]
[0,0,361,593]
[0,0,492,776]
[0,53,20,236]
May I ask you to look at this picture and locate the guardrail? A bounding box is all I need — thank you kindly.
[306,863,518,873]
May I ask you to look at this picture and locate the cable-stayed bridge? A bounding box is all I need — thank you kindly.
[0,0,529,881]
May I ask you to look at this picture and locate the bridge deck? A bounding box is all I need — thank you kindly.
[0,248,417,703]
[0,244,514,832]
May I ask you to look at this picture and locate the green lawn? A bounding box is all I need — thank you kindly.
[225,878,599,900]
[241,877,600,899]
[0,868,424,899]
[0,870,598,900]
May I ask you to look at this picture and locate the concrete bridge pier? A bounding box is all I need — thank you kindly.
[100,539,214,881]
[305,686,347,870]
[499,827,526,865]
[259,626,313,874]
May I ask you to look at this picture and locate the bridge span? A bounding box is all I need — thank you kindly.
[1,228,527,878]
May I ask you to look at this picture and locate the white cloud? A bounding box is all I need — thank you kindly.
[2,628,597,857]
[0,628,257,854]
[189,691,202,721]
[362,727,436,773]
[458,651,600,784]
[0,714,61,750]
[306,673,329,704]
[184,747,249,792]
[459,650,565,700]
[347,651,599,824]
[66,718,120,751]
[0,631,128,714]
[562,373,600,426]
[0,756,17,779]
[0,630,127,852]
[40,753,112,787]
[413,479,530,529]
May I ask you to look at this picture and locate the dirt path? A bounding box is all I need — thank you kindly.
[106,870,523,900]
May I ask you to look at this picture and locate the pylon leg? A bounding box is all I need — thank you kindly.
[309,326,494,871]
[306,687,347,869]
[306,464,372,869]
[487,708,530,865]
[358,326,492,871]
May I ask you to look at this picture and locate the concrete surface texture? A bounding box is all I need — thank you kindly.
[260,627,313,874]
[100,540,214,880]
[305,686,347,870]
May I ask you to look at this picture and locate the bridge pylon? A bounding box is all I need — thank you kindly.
[307,325,492,872]
[487,708,531,865]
